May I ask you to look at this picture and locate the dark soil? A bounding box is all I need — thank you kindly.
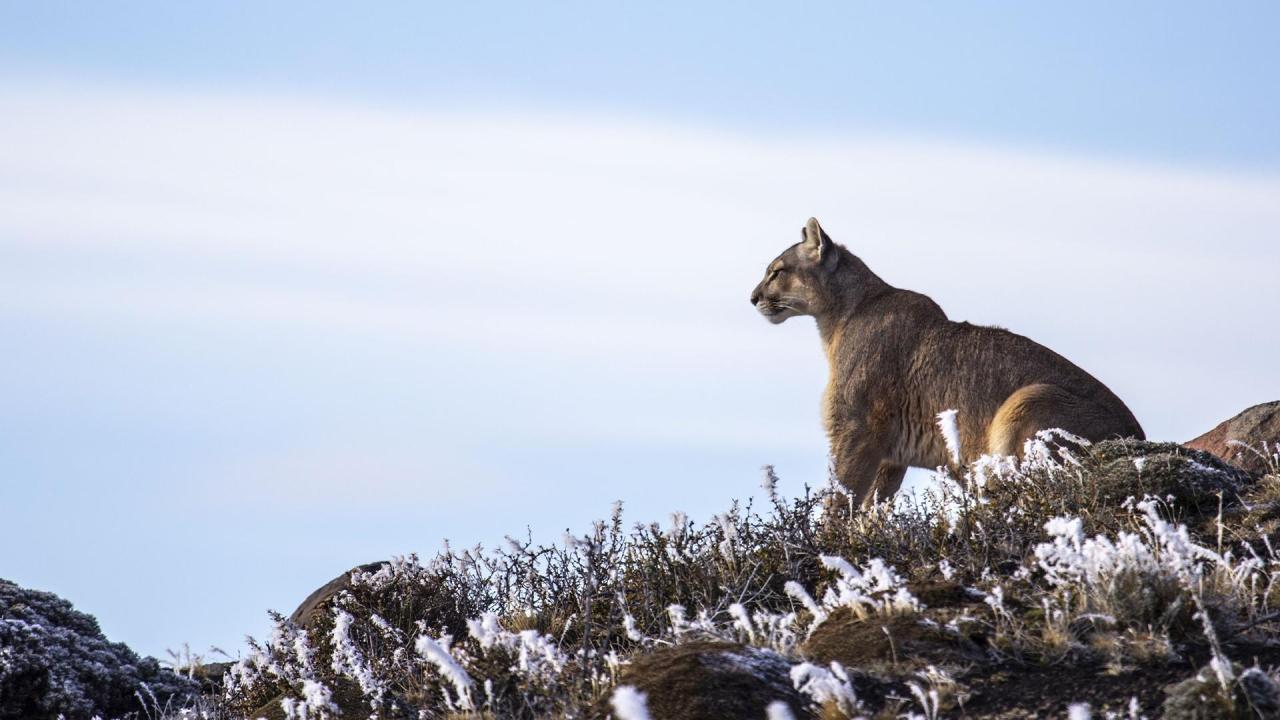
[958,662,1191,718]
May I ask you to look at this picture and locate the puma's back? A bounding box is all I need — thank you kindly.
[751,218,1144,504]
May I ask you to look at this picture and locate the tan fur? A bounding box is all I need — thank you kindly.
[751,218,1145,506]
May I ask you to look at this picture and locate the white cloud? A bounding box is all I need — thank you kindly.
[2,79,1276,444]
[3,77,1278,660]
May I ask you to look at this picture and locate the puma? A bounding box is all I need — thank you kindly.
[751,218,1145,505]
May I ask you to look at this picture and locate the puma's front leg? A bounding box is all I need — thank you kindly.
[829,424,891,507]
[872,461,908,506]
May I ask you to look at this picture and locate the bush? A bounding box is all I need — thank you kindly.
[220,431,1280,719]
[0,579,199,720]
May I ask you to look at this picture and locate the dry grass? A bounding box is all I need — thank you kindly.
[167,434,1280,719]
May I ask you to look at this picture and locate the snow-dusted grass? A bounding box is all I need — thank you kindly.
[198,427,1280,719]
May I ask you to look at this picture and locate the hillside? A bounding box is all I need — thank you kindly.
[6,426,1280,719]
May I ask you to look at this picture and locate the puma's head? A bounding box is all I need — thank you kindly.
[750,217,846,324]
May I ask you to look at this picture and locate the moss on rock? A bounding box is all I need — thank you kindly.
[1083,439,1250,512]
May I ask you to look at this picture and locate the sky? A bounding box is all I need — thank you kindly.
[1,2,1278,660]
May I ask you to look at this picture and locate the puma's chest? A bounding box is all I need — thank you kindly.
[821,379,861,438]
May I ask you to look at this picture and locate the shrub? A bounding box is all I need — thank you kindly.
[0,578,199,720]
[219,429,1280,719]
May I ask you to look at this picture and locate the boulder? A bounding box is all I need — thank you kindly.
[1162,663,1280,719]
[1079,440,1251,518]
[618,641,811,720]
[288,560,388,629]
[0,578,199,720]
[1185,401,1280,478]
[243,561,392,720]
[250,558,480,720]
[802,606,984,672]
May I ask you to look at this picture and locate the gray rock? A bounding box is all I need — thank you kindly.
[288,561,388,629]
[618,641,812,720]
[1084,439,1251,510]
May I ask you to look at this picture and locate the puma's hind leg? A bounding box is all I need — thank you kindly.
[986,383,1083,457]
[988,382,1143,458]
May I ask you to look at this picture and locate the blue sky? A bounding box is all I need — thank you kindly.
[4,2,1280,168]
[1,2,1278,660]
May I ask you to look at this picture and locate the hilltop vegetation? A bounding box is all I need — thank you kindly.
[206,431,1280,719]
[7,431,1280,719]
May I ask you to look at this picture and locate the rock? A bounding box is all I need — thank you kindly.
[0,578,199,720]
[1162,663,1280,720]
[1082,439,1251,511]
[802,607,984,673]
[288,560,388,629]
[618,641,811,720]
[1238,667,1280,716]
[1185,401,1280,478]
[190,660,234,693]
[241,561,391,720]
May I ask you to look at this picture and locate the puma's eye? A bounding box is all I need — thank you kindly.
[768,268,784,282]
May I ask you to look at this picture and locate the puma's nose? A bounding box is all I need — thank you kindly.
[750,289,762,306]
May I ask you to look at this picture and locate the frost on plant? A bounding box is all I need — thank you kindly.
[766,699,798,720]
[1067,703,1091,720]
[610,684,651,720]
[214,434,1280,719]
[817,555,921,620]
[1035,499,1223,617]
[415,634,475,711]
[328,609,383,707]
[0,579,199,719]
[784,581,827,627]
[280,679,337,720]
[465,612,567,676]
[936,409,961,465]
[790,661,861,716]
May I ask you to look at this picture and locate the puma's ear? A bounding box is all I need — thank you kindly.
[801,217,837,268]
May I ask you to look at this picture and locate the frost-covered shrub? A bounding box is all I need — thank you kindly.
[1163,663,1280,720]
[1034,503,1203,637]
[219,419,1280,718]
[0,578,199,720]
[790,660,861,717]
[813,555,921,621]
[1032,496,1276,650]
[226,482,844,718]
[225,553,498,718]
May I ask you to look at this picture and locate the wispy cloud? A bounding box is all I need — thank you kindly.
[2,79,1277,658]
[4,80,1277,437]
